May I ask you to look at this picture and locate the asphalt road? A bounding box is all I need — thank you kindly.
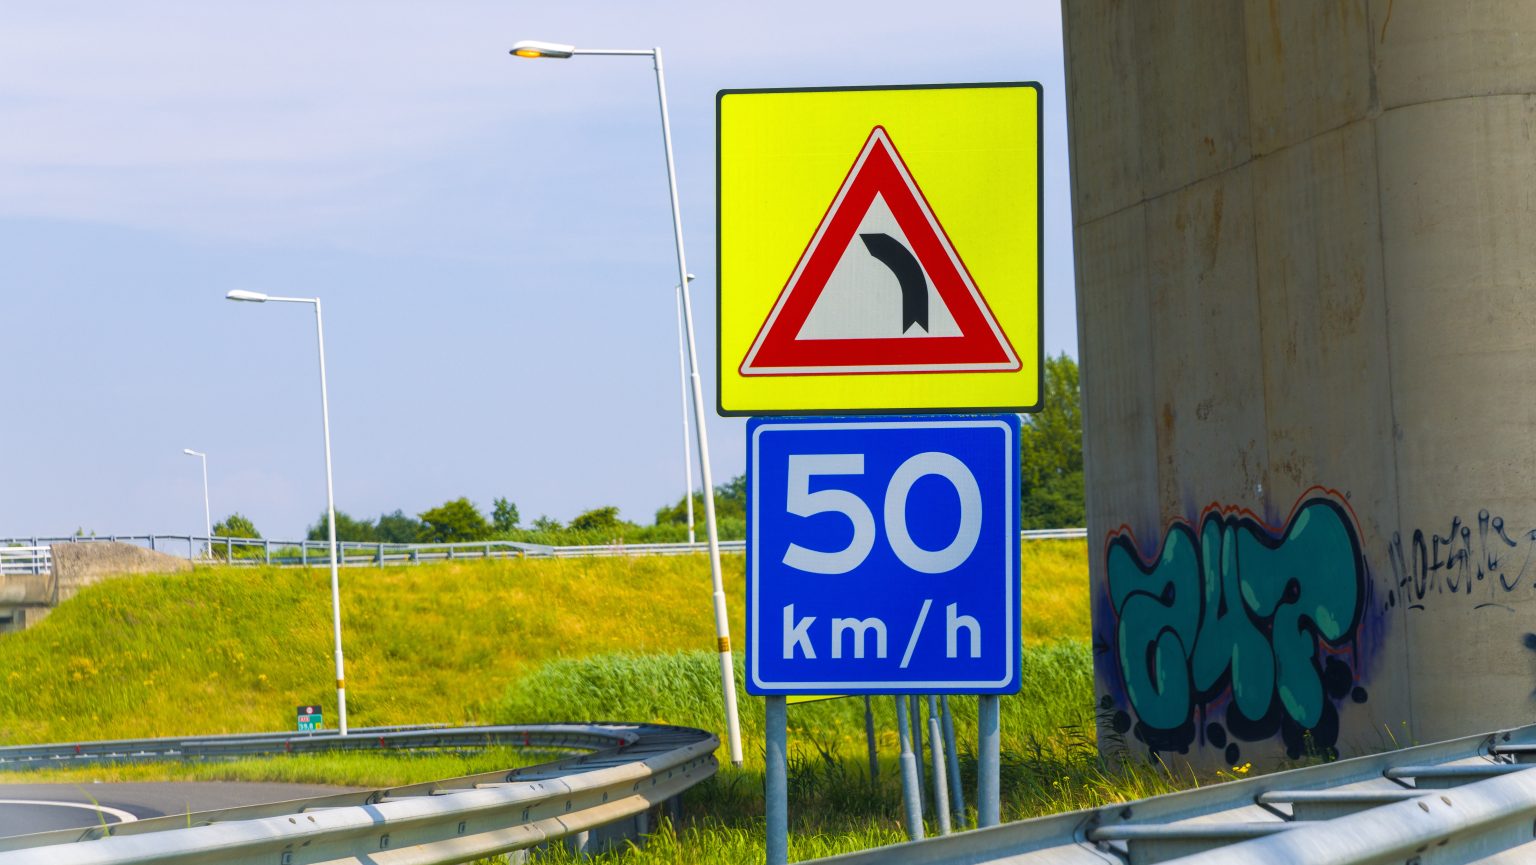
[0,781,362,840]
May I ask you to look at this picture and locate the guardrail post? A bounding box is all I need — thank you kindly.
[302,541,308,566]
[765,695,789,865]
[926,695,952,835]
[149,535,156,551]
[941,695,966,828]
[896,695,924,841]
[226,536,233,561]
[265,539,272,565]
[977,694,1000,828]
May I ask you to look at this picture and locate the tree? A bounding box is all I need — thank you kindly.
[492,497,520,533]
[1019,353,1084,529]
[569,505,622,533]
[714,475,747,520]
[530,515,562,533]
[375,510,424,544]
[305,510,377,543]
[212,512,261,539]
[417,498,492,543]
[654,475,748,526]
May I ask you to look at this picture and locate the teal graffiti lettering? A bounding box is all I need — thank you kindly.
[1104,495,1364,756]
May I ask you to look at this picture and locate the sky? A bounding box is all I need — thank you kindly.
[0,2,1075,540]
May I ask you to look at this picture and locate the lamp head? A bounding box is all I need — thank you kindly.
[511,40,576,59]
[182,448,198,456]
[225,290,268,303]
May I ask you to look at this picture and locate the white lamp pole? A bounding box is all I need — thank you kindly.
[508,41,743,767]
[181,448,211,559]
[225,289,349,736]
[675,273,697,546]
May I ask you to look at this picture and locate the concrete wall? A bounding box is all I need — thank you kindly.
[1067,0,1536,766]
[0,542,191,633]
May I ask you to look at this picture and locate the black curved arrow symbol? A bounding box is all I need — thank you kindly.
[859,232,928,333]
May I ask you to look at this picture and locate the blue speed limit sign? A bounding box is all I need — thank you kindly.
[746,415,1021,694]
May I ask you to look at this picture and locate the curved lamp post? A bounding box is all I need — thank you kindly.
[181,448,211,558]
[226,289,350,736]
[508,40,743,767]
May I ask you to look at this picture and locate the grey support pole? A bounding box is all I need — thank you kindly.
[977,694,1000,827]
[864,695,879,783]
[926,695,952,835]
[765,696,788,865]
[941,695,966,828]
[895,696,924,841]
[910,694,927,817]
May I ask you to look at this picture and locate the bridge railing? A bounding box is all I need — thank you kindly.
[0,528,1086,570]
[0,545,50,576]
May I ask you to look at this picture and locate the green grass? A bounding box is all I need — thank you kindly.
[0,554,753,742]
[0,542,1204,863]
[491,645,1193,863]
[13,747,557,787]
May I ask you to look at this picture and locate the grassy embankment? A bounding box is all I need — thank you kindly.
[0,542,1193,861]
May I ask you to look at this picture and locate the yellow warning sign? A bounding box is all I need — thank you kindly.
[717,83,1042,415]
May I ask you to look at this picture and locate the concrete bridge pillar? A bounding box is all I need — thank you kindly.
[1066,0,1536,766]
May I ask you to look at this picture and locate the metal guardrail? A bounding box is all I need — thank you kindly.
[804,721,1536,864]
[1,528,1087,571]
[0,722,718,864]
[0,546,48,576]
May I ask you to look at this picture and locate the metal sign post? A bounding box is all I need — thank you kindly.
[747,415,1021,853]
[941,695,967,828]
[765,695,789,865]
[895,695,924,841]
[927,694,953,835]
[978,695,1001,827]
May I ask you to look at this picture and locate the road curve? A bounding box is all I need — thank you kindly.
[0,782,362,838]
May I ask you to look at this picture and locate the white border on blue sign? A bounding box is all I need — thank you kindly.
[748,417,1017,693]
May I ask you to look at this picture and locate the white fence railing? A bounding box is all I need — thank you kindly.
[0,545,49,576]
[0,529,1087,572]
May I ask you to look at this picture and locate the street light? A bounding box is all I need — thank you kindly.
[181,448,211,559]
[509,41,744,767]
[225,289,350,736]
[674,274,696,546]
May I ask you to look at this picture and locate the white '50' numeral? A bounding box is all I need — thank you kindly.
[781,452,982,575]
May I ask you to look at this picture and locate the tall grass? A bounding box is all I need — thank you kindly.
[0,555,752,743]
[494,646,1190,863]
[493,644,1097,768]
[0,542,1088,744]
[15,747,554,787]
[0,542,1154,863]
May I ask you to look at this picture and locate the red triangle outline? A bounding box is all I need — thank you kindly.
[740,126,1020,377]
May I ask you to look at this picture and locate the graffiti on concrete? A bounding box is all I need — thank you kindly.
[1098,489,1367,764]
[1385,511,1536,613]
